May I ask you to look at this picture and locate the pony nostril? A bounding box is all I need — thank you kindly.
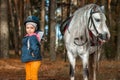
[105,33,110,40]
[98,34,102,39]
[103,33,108,40]
[106,33,109,40]
[104,33,110,40]
[98,33,109,40]
[105,33,109,40]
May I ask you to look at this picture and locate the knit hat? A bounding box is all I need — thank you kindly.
[26,22,37,29]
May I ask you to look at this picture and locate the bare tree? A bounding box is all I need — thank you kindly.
[19,0,24,42]
[0,0,9,58]
[116,0,120,60]
[49,0,56,61]
[40,0,45,57]
[24,0,31,18]
[8,0,19,56]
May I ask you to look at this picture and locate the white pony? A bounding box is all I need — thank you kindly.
[62,4,110,80]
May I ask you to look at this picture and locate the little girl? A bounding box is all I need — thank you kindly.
[21,16,42,80]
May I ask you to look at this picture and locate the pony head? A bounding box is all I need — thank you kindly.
[88,5,110,42]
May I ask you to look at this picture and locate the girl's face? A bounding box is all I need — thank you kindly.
[26,24,36,34]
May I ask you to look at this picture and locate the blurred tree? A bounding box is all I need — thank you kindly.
[20,0,24,39]
[17,0,24,49]
[8,0,24,56]
[103,0,120,60]
[40,0,45,57]
[67,0,71,17]
[13,0,20,56]
[116,0,120,60]
[49,0,56,61]
[8,0,14,50]
[0,0,9,58]
[24,0,31,17]
[105,0,118,59]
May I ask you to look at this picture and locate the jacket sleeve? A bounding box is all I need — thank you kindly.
[30,36,40,54]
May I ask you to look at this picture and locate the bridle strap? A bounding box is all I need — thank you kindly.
[87,10,103,46]
[88,11,100,36]
[74,7,102,46]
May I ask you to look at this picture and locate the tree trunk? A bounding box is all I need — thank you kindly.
[117,22,120,60]
[24,0,31,18]
[77,0,85,7]
[67,0,71,17]
[8,0,19,56]
[116,0,120,60]
[104,0,117,59]
[0,0,9,58]
[40,0,45,57]
[49,0,56,61]
[13,0,20,56]
[8,0,13,49]
[20,0,24,39]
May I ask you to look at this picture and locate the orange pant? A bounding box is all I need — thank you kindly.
[25,61,41,80]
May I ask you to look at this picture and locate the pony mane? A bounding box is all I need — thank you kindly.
[74,4,97,15]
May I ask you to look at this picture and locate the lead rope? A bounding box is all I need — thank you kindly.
[96,37,100,70]
[97,37,99,54]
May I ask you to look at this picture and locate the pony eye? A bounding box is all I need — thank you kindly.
[95,18,100,22]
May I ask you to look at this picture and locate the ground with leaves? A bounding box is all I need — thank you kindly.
[0,57,120,80]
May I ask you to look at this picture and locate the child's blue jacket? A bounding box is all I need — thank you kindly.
[21,35,42,63]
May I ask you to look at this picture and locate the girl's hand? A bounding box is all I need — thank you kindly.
[31,53,35,57]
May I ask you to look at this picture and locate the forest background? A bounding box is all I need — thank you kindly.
[0,0,120,61]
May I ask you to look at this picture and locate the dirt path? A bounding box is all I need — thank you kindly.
[0,58,120,80]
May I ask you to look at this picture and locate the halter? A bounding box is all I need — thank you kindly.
[88,10,100,36]
[87,8,103,46]
[74,6,103,46]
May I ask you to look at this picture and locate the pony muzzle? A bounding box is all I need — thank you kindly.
[98,33,109,42]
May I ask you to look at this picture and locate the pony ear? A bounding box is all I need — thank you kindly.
[100,6,105,13]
